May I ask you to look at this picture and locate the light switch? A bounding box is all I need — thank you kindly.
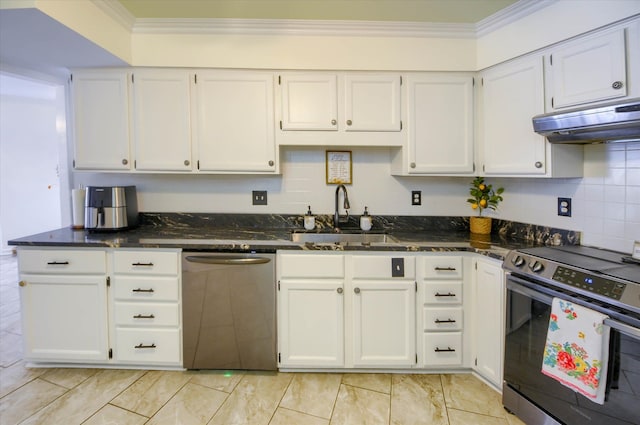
[392,258,405,277]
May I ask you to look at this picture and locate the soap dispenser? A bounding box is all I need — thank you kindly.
[360,206,372,231]
[304,205,316,230]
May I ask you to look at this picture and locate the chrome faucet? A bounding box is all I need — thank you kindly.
[334,184,351,229]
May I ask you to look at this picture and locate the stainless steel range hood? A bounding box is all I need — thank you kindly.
[532,98,640,143]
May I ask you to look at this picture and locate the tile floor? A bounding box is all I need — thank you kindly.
[0,253,526,425]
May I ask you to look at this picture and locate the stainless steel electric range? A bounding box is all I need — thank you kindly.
[502,245,640,425]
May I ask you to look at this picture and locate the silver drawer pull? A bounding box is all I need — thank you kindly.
[434,319,456,323]
[434,346,455,352]
[434,292,456,297]
[134,343,156,349]
[133,314,155,319]
[132,288,155,293]
[434,267,456,271]
[47,261,69,265]
[132,262,154,266]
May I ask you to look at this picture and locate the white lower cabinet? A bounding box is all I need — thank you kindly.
[16,247,181,368]
[18,248,109,362]
[111,249,182,367]
[472,257,505,388]
[417,255,469,368]
[277,252,416,369]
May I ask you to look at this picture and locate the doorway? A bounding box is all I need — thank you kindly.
[0,72,69,254]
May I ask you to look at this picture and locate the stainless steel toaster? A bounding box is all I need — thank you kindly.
[84,186,138,231]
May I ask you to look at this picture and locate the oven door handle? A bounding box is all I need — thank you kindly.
[506,273,640,340]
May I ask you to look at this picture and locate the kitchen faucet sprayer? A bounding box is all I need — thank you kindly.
[334,184,350,229]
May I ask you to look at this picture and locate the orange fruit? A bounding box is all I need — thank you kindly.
[479,199,487,208]
[471,203,478,209]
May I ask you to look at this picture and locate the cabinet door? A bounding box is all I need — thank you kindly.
[472,259,504,387]
[278,279,344,367]
[72,71,131,170]
[344,74,401,131]
[549,29,627,109]
[480,56,546,175]
[406,74,474,174]
[195,71,276,172]
[351,280,415,367]
[280,73,338,131]
[132,70,192,171]
[19,274,108,362]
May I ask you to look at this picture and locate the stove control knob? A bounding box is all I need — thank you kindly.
[529,261,544,273]
[511,255,525,267]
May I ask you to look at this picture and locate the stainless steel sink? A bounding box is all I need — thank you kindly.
[290,232,397,244]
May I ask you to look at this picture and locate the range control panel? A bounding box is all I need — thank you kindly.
[553,266,626,300]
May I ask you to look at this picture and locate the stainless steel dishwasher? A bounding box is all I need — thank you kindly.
[181,252,276,370]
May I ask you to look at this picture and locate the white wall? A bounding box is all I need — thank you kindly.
[73,142,640,254]
[0,73,69,254]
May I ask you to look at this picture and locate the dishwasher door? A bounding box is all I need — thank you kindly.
[182,252,276,370]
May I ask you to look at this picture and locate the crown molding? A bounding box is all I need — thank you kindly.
[95,0,546,39]
[476,0,556,37]
[91,0,135,31]
[132,18,477,38]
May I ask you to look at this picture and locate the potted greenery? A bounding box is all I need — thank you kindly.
[467,177,504,234]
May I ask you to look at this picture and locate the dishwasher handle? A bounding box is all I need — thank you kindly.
[184,255,271,265]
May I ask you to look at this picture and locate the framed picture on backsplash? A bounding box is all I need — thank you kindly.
[326,150,352,184]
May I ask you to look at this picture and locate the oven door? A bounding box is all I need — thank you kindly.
[504,274,640,425]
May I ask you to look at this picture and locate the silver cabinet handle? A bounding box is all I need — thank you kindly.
[535,161,543,168]
[134,343,156,349]
[337,287,343,294]
[331,119,337,125]
[122,159,128,165]
[268,160,274,166]
[612,81,623,89]
[133,314,155,319]
[410,162,416,168]
[184,160,190,166]
[346,119,352,126]
[354,287,360,294]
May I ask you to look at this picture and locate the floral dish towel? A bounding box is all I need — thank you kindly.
[541,298,610,404]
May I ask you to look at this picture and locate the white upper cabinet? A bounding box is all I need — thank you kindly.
[344,74,401,131]
[194,71,277,173]
[392,73,474,175]
[479,56,547,176]
[71,71,131,171]
[547,28,628,110]
[277,72,404,146]
[280,73,338,131]
[131,69,193,171]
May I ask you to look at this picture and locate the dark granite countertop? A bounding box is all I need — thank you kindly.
[8,213,580,261]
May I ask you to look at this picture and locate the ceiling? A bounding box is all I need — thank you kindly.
[117,0,519,23]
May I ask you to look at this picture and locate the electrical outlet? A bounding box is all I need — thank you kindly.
[558,197,571,217]
[252,190,267,205]
[412,191,422,206]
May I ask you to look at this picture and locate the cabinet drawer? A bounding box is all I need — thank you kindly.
[278,254,344,278]
[113,250,179,275]
[113,276,179,301]
[114,302,180,327]
[422,282,462,304]
[18,249,106,274]
[115,328,181,365]
[352,256,415,279]
[423,307,463,331]
[421,257,462,279]
[423,332,462,366]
